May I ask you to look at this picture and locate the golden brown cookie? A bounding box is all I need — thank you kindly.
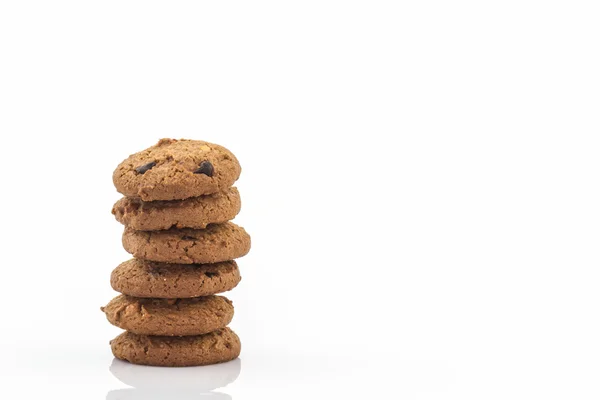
[113,139,241,201]
[122,222,251,264]
[112,187,241,231]
[102,295,234,336]
[110,328,241,367]
[110,259,241,298]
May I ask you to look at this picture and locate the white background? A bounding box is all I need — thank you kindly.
[1,1,599,399]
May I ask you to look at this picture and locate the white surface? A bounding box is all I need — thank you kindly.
[1,1,600,399]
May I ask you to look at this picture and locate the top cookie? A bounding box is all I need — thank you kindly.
[113,139,241,201]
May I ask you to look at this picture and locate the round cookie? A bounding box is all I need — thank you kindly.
[112,187,241,231]
[111,259,241,298]
[102,295,234,336]
[122,222,251,264]
[110,328,241,367]
[113,139,241,201]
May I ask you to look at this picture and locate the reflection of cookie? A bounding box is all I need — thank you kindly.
[102,295,233,336]
[112,187,241,231]
[109,357,241,390]
[113,139,241,201]
[110,328,241,367]
[107,390,232,400]
[122,222,251,264]
[111,259,241,298]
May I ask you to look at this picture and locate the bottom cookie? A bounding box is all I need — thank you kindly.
[110,328,241,367]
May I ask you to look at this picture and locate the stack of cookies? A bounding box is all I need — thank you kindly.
[102,139,251,367]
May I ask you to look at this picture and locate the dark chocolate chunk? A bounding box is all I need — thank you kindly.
[135,162,156,174]
[193,160,214,177]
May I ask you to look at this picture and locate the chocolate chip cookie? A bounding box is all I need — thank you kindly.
[110,259,241,298]
[102,295,234,336]
[112,187,241,231]
[122,222,251,264]
[110,327,241,367]
[113,139,241,201]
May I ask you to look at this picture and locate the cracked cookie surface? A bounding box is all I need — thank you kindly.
[102,295,234,336]
[122,222,251,264]
[112,187,241,230]
[110,327,241,367]
[110,259,241,298]
[113,139,241,201]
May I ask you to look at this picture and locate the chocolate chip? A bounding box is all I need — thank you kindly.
[181,235,197,241]
[193,160,214,176]
[204,271,219,278]
[135,161,156,174]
